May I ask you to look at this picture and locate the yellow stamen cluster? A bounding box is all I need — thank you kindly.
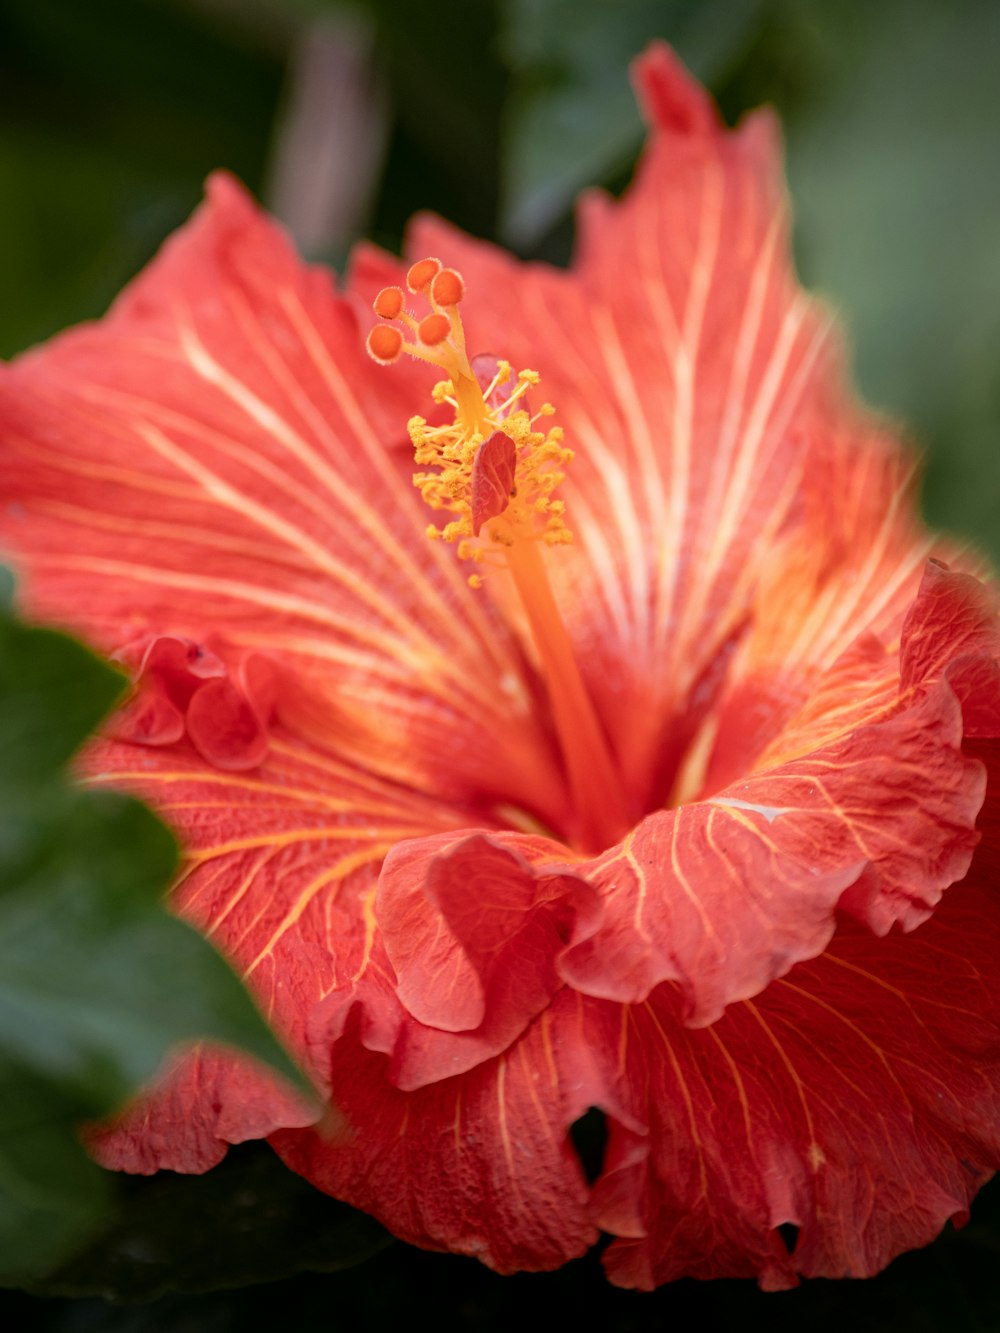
[412,365,572,544]
[366,257,573,585]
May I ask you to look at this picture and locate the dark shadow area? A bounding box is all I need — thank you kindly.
[776,1223,800,1256]
[6,1176,1000,1333]
[569,1107,609,1186]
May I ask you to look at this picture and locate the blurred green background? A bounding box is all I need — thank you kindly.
[2,0,1000,1327]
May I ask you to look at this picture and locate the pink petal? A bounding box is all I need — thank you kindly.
[0,173,566,828]
[383,50,936,819]
[88,1045,317,1174]
[575,869,1000,1285]
[272,1001,598,1274]
[81,710,471,1171]
[185,676,270,771]
[372,829,598,1088]
[558,562,1000,1021]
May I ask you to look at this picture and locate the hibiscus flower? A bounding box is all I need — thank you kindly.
[3,44,1000,1291]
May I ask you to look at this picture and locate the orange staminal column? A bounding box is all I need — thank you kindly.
[505,536,631,851]
[366,258,630,850]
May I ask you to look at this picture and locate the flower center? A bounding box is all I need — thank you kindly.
[367,258,572,579]
[366,258,631,852]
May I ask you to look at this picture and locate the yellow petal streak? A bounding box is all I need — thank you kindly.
[366,259,630,850]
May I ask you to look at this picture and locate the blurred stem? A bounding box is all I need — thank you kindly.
[265,10,388,261]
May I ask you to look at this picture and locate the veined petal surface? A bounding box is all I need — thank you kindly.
[0,175,563,825]
[581,864,1000,1288]
[560,563,994,1022]
[272,860,1000,1286]
[273,1000,599,1274]
[81,722,469,1171]
[360,46,939,818]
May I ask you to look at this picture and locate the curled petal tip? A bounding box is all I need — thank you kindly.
[631,42,720,136]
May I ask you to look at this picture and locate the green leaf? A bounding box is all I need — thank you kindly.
[498,0,760,246]
[0,1061,110,1282]
[0,615,122,789]
[0,587,311,1283]
[25,1143,391,1302]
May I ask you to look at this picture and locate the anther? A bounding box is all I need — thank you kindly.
[431,268,465,307]
[373,286,405,320]
[407,257,441,294]
[366,324,404,364]
[418,313,451,346]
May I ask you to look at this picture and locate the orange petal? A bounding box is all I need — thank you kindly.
[573,869,1000,1284]
[0,172,567,826]
[398,50,938,818]
[561,675,983,1024]
[271,1001,598,1274]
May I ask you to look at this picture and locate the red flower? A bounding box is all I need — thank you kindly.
[3,45,1000,1289]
